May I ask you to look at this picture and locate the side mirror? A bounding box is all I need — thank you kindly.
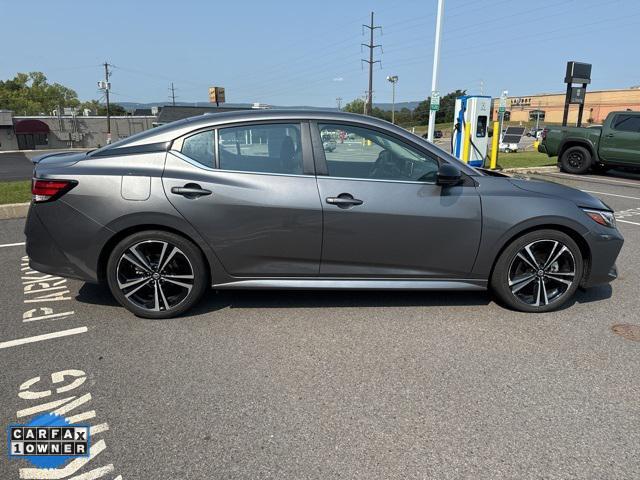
[436,163,462,186]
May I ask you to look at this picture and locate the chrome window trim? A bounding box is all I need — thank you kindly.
[169,150,315,178]
[210,168,316,179]
[168,150,217,172]
[317,175,437,186]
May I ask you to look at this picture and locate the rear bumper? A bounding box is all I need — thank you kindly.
[25,201,112,283]
[581,229,624,288]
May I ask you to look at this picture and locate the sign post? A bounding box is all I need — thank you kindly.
[562,61,591,127]
[208,87,226,107]
[498,90,508,143]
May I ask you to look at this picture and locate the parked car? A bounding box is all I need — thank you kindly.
[26,110,623,318]
[527,128,544,139]
[322,138,337,152]
[421,130,443,139]
[539,111,640,173]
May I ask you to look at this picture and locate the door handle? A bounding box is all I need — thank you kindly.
[326,193,363,208]
[171,183,212,198]
[604,133,615,138]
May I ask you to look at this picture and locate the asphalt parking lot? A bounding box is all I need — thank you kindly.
[1,172,639,479]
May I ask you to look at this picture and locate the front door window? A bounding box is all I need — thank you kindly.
[318,123,439,183]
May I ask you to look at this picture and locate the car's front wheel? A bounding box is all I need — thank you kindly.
[491,230,583,313]
[106,230,208,319]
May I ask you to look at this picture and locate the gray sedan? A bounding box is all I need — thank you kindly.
[25,110,623,318]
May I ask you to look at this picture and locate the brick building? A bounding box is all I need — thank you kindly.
[491,87,640,125]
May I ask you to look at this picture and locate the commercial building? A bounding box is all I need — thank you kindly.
[491,87,640,125]
[0,110,156,151]
[0,105,255,151]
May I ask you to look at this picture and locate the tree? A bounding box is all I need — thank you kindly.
[0,72,80,115]
[78,100,128,116]
[343,98,365,114]
[413,89,467,125]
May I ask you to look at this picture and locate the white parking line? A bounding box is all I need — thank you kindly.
[542,172,640,187]
[582,190,640,200]
[617,219,640,226]
[0,326,87,349]
[0,241,25,248]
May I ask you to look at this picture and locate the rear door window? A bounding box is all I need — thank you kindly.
[218,123,303,174]
[181,130,215,168]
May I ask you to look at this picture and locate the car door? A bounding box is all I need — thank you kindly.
[312,121,482,278]
[599,114,640,165]
[162,121,322,277]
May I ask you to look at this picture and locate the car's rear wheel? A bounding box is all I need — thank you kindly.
[560,146,591,174]
[106,230,208,319]
[490,230,583,313]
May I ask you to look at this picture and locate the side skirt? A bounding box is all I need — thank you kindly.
[213,278,487,290]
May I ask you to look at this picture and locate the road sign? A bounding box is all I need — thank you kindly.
[430,91,440,111]
[208,86,225,104]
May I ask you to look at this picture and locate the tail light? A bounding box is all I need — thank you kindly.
[31,179,77,203]
[541,128,548,140]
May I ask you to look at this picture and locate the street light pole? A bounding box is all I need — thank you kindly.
[387,75,398,124]
[427,0,444,142]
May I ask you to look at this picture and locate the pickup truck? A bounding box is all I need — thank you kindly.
[538,111,640,174]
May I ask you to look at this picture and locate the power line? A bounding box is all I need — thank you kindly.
[362,11,382,115]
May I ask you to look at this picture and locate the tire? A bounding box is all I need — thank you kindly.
[106,230,208,319]
[490,229,584,313]
[560,146,591,174]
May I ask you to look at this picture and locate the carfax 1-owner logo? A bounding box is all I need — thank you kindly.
[7,412,90,468]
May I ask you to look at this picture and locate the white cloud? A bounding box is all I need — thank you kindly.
[332,77,344,82]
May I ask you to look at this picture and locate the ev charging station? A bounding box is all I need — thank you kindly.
[452,95,492,167]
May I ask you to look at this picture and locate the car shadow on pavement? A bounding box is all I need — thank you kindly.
[76,283,120,307]
[76,284,492,312]
[573,284,613,304]
[191,289,492,314]
[75,282,612,316]
[597,168,640,181]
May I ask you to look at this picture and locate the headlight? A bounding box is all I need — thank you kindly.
[582,208,616,228]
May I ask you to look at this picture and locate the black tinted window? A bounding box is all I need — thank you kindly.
[181,130,215,168]
[612,114,640,133]
[318,123,439,182]
[218,123,303,174]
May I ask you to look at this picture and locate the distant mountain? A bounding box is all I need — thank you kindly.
[374,101,422,111]
[114,100,424,112]
[115,101,341,112]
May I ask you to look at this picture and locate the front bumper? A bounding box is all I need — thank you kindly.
[581,229,624,288]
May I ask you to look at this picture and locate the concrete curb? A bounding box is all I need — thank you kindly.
[0,202,30,220]
[501,166,559,174]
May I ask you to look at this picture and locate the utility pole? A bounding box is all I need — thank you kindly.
[169,82,177,106]
[427,0,444,142]
[362,11,382,116]
[336,97,342,111]
[102,62,112,144]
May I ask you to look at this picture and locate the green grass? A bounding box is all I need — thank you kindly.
[0,180,31,205]
[496,151,556,170]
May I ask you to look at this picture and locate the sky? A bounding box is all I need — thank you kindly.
[1,0,639,107]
